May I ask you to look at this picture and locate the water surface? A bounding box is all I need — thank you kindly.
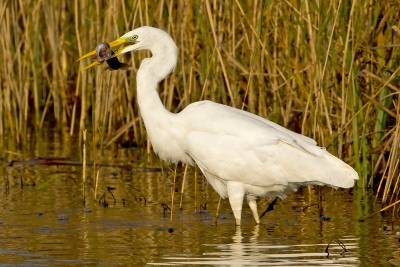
[0,133,398,266]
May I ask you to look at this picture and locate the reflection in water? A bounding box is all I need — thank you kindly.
[153,226,359,266]
[0,135,399,266]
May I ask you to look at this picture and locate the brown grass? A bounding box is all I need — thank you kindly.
[1,0,400,201]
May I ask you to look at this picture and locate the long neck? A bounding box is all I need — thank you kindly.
[136,65,171,126]
[136,45,177,124]
[136,41,187,163]
[136,34,177,109]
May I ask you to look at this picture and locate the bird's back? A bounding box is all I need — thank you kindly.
[179,100,358,193]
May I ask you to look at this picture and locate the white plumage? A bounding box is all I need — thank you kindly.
[79,26,358,225]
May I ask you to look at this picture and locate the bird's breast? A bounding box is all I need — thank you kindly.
[146,125,193,165]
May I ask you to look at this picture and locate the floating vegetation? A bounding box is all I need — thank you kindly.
[57,214,69,221]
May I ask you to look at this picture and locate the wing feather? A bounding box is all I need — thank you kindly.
[185,133,356,189]
[181,101,357,189]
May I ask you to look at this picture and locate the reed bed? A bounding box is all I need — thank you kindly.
[0,0,399,202]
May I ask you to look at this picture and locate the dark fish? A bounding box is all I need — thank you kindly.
[95,42,129,71]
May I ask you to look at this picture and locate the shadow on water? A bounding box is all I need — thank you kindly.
[1,133,400,266]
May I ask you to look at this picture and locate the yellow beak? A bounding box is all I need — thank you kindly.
[77,37,135,71]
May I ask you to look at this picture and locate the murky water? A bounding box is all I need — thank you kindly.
[1,132,399,266]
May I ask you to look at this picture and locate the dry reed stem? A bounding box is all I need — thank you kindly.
[359,198,400,222]
[170,165,177,223]
[82,129,87,203]
[0,0,399,199]
[179,164,188,210]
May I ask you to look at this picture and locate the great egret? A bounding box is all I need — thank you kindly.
[78,26,358,226]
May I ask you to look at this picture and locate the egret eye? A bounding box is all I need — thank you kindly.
[131,35,138,41]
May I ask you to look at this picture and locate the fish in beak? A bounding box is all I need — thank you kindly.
[77,36,138,71]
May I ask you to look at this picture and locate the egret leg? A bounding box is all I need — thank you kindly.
[227,181,245,226]
[246,197,260,224]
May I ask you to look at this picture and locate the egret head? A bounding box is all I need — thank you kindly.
[77,26,175,71]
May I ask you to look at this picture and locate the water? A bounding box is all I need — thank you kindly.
[0,133,399,266]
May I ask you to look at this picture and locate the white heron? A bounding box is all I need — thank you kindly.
[78,26,358,226]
